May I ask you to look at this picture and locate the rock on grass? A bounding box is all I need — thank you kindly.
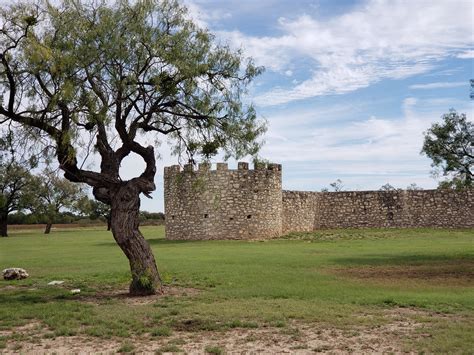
[2,268,29,280]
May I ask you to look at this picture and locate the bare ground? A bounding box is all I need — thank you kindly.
[0,307,453,354]
[328,260,474,286]
[78,286,201,306]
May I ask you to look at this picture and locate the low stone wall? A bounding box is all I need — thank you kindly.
[282,189,473,232]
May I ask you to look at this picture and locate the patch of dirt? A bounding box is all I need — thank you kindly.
[0,321,42,337]
[79,285,201,305]
[0,308,453,354]
[328,260,474,286]
[0,285,28,290]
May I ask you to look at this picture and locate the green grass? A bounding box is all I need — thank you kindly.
[151,325,172,337]
[205,344,225,354]
[117,341,135,353]
[0,226,473,353]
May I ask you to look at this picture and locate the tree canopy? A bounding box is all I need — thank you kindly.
[0,0,265,295]
[0,0,264,188]
[30,169,86,234]
[76,196,112,230]
[0,130,37,236]
[421,110,473,188]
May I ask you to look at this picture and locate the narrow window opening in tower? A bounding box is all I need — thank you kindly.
[204,214,208,218]
[247,215,251,219]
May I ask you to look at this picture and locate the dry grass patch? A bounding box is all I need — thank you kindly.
[78,285,200,306]
[328,259,474,286]
[0,308,459,354]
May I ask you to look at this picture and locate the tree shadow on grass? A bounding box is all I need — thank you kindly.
[94,238,195,247]
[0,292,46,305]
[331,253,473,267]
[328,254,474,285]
[147,238,202,246]
[0,289,82,306]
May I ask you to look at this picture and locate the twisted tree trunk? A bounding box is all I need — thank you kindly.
[110,182,162,296]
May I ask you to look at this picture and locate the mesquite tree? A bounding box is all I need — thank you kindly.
[0,161,32,237]
[422,110,473,188]
[0,131,36,237]
[31,169,86,234]
[0,1,264,295]
[76,196,112,230]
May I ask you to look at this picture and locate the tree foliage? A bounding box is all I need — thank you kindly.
[30,169,86,233]
[0,0,265,294]
[76,195,111,229]
[406,183,422,191]
[329,179,344,192]
[0,0,264,191]
[0,130,36,236]
[321,179,344,192]
[421,110,473,188]
[379,183,398,191]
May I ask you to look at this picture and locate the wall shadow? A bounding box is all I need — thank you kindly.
[94,238,199,247]
[331,253,473,266]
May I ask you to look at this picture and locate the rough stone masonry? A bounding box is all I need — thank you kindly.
[164,163,473,240]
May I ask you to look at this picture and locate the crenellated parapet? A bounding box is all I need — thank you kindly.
[164,162,282,240]
[164,162,282,175]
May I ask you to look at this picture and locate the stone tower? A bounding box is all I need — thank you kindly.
[164,162,282,240]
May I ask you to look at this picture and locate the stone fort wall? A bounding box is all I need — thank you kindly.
[282,189,473,234]
[164,162,282,240]
[165,163,473,240]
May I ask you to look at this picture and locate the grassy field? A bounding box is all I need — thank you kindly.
[0,226,473,353]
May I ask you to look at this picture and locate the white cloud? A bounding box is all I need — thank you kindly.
[426,67,463,77]
[259,97,473,191]
[217,30,294,71]
[139,95,473,210]
[182,0,231,28]
[409,81,467,90]
[457,50,474,59]
[216,0,473,106]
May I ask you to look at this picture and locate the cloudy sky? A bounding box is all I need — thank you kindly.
[112,0,473,211]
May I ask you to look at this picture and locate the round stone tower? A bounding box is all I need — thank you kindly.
[164,162,282,240]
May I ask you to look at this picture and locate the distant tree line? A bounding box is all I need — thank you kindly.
[8,211,83,225]
[7,209,165,226]
[321,180,423,192]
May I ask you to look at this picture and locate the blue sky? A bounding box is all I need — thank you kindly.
[131,0,473,212]
[0,0,471,213]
